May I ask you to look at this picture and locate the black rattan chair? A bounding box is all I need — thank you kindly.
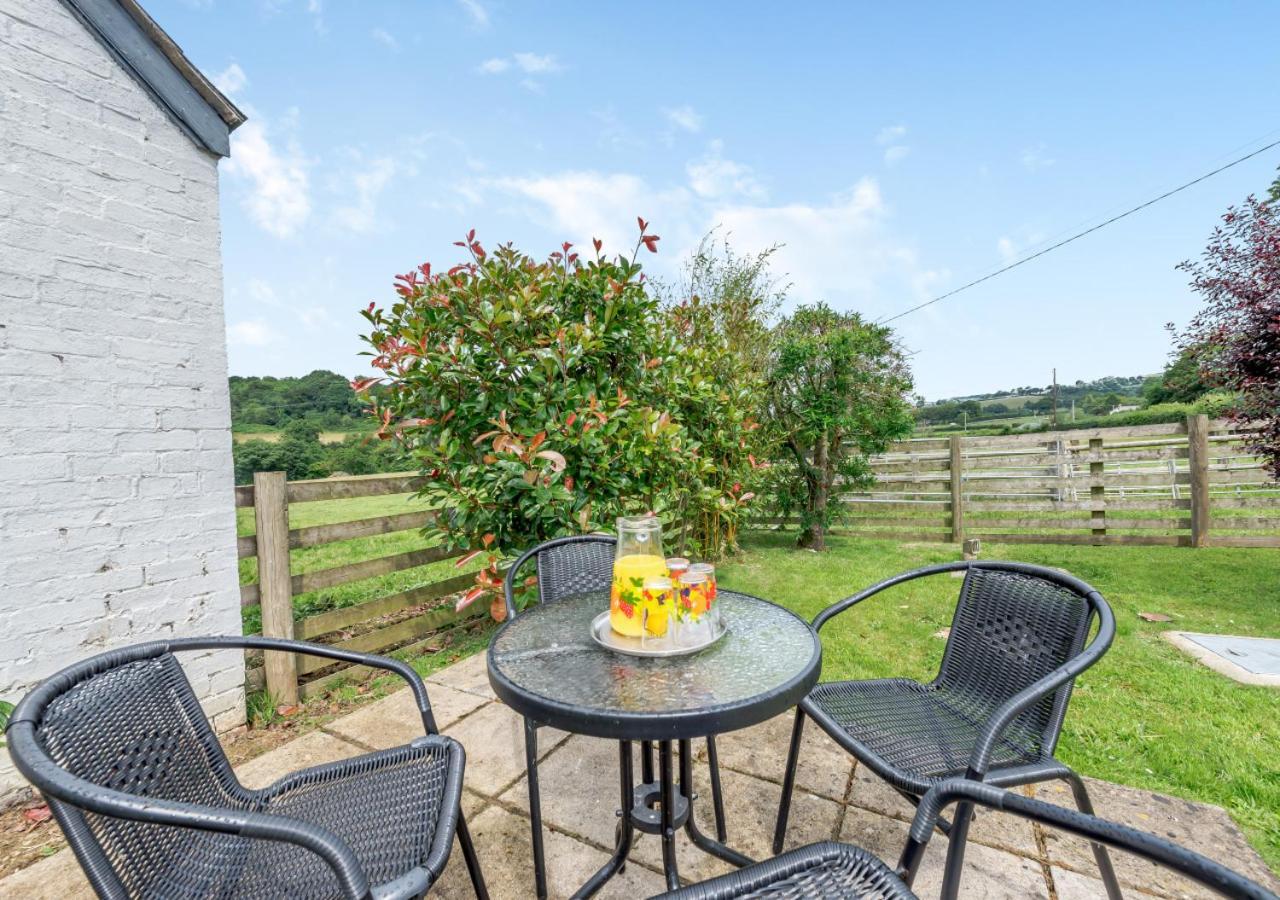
[659,778,1278,899]
[5,636,488,900]
[503,534,729,900]
[773,560,1122,899]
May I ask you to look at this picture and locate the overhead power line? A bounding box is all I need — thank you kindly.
[877,136,1280,325]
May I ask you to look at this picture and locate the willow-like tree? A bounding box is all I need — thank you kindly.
[766,303,914,551]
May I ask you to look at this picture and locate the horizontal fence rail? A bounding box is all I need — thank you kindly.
[236,471,482,703]
[763,416,1280,551]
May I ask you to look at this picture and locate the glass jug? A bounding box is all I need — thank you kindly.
[610,515,667,637]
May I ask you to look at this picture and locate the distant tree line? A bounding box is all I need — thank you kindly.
[230,370,375,430]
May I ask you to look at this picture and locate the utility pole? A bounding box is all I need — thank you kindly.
[1051,368,1059,429]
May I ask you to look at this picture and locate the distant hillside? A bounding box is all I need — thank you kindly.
[230,370,372,431]
[929,374,1151,407]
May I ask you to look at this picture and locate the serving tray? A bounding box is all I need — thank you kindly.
[590,610,727,658]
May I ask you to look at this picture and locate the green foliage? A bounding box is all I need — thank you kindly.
[233,426,407,484]
[1143,347,1215,405]
[230,369,372,430]
[0,699,12,749]
[359,223,758,607]
[765,303,914,550]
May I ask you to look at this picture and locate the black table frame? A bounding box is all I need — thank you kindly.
[488,590,822,897]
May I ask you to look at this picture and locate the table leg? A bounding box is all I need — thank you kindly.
[641,739,654,784]
[658,740,680,890]
[572,740,635,900]
[679,739,755,869]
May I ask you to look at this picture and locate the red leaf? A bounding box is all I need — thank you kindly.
[350,377,380,393]
[642,235,660,253]
[455,586,486,612]
[466,228,476,242]
[637,216,648,232]
[481,533,495,548]
[536,449,567,472]
[566,412,577,428]
[593,237,603,253]
[23,805,52,825]
[456,549,484,568]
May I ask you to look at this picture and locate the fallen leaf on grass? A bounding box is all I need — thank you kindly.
[275,704,299,717]
[933,628,951,640]
[1137,612,1173,623]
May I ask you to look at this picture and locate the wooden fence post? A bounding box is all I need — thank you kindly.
[1089,437,1106,544]
[1187,415,1210,548]
[254,471,298,704]
[949,434,965,544]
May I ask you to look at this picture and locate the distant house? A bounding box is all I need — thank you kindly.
[0,0,245,801]
[1110,405,1141,415]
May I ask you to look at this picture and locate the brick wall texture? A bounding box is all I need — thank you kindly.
[0,0,245,802]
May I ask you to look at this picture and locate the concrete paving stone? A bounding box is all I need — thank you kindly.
[1033,777,1280,899]
[843,763,1039,857]
[498,734,640,849]
[443,701,570,797]
[705,711,855,802]
[1052,866,1122,900]
[0,847,92,899]
[626,765,843,886]
[428,651,497,700]
[429,804,668,900]
[233,728,366,790]
[325,682,490,750]
[839,806,1052,899]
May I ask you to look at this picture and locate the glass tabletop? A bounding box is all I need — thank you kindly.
[487,589,821,740]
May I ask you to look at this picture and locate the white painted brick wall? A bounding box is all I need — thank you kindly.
[0,0,245,802]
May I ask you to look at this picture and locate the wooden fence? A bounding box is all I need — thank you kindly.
[236,471,485,704]
[832,415,1280,549]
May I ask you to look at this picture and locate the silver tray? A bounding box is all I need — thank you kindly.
[590,611,727,658]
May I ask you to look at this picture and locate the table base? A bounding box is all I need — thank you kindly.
[572,738,755,898]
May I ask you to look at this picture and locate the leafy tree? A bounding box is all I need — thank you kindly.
[1176,195,1280,479]
[358,222,757,614]
[1142,347,1214,405]
[766,303,913,551]
[1269,165,1279,204]
[986,402,1009,415]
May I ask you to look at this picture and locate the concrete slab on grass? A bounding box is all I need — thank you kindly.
[1163,631,1280,686]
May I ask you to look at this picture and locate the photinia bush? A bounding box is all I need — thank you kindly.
[357,221,755,615]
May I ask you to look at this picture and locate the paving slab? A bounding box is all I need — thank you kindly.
[234,728,366,790]
[706,711,855,802]
[845,762,1040,857]
[429,804,668,900]
[626,765,843,885]
[442,700,571,797]
[1033,777,1280,899]
[0,846,91,899]
[428,651,497,699]
[325,682,490,750]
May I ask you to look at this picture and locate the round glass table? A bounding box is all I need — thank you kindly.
[487,588,821,897]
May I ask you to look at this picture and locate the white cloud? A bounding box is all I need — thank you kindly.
[214,62,247,95]
[478,57,510,74]
[224,114,311,238]
[228,319,276,346]
[371,28,399,51]
[305,0,325,34]
[664,105,703,133]
[332,157,398,233]
[513,52,562,74]
[1020,144,1055,171]
[883,145,911,164]
[995,230,1045,263]
[997,236,1017,262]
[876,124,909,165]
[876,125,907,145]
[458,0,490,28]
[687,140,765,200]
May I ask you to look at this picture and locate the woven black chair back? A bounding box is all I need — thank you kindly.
[936,567,1092,753]
[526,535,616,609]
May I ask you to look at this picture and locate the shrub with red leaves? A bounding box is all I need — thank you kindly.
[1175,195,1280,480]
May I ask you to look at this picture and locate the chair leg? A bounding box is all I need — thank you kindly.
[705,735,727,842]
[1062,771,1125,900]
[456,814,490,900]
[524,718,548,900]
[771,707,806,854]
[938,800,975,900]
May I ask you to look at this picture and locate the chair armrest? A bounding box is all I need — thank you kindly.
[811,561,972,633]
[898,779,1278,900]
[166,636,439,734]
[966,595,1115,776]
[6,720,373,900]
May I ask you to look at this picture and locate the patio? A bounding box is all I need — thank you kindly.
[5,651,1276,900]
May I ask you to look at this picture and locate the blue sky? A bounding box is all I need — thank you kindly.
[156,0,1280,399]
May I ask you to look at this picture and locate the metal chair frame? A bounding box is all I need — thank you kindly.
[773,560,1122,899]
[503,534,729,900]
[6,636,489,900]
[658,778,1277,899]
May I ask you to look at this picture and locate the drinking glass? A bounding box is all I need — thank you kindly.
[640,576,676,650]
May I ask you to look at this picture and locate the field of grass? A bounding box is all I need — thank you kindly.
[718,531,1280,871]
[231,430,368,444]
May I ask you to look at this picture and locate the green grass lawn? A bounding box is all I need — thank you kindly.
[718,531,1280,871]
